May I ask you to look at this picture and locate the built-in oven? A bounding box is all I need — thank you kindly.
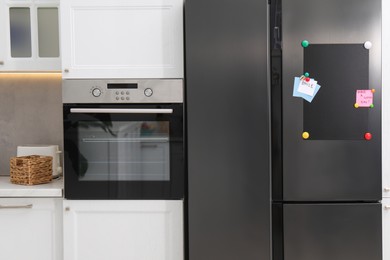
[62,79,184,199]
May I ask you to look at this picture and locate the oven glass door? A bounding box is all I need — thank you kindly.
[63,104,184,199]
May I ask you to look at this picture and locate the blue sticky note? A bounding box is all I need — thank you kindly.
[293,77,321,103]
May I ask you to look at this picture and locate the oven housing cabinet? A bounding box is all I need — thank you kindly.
[62,80,185,200]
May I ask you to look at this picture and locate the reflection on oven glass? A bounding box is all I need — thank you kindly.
[77,121,170,181]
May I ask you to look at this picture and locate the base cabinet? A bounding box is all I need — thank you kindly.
[0,198,63,260]
[384,199,390,260]
[63,200,183,260]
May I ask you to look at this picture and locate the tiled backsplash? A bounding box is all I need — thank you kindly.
[0,73,63,175]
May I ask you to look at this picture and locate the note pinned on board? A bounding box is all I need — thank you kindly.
[297,78,317,96]
[293,77,321,103]
[355,90,373,107]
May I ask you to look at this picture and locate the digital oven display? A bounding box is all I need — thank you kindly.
[107,83,138,89]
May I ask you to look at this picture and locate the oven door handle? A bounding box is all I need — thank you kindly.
[70,108,173,114]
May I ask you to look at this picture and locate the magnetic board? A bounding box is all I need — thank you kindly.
[303,44,369,140]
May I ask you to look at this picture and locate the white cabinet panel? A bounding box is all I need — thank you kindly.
[384,199,390,260]
[0,198,63,260]
[60,0,184,79]
[384,0,390,198]
[0,0,61,71]
[63,200,183,260]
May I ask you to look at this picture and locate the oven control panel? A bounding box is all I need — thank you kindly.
[63,79,183,103]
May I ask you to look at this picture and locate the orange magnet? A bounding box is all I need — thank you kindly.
[371,89,376,93]
[364,132,372,140]
[302,132,310,139]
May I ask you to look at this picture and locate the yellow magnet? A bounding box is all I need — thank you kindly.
[302,132,310,139]
[354,103,359,108]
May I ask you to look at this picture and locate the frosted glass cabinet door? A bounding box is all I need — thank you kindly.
[0,198,63,260]
[60,0,184,79]
[9,7,32,58]
[63,200,184,260]
[0,0,60,71]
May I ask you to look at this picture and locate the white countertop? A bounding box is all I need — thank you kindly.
[0,176,63,197]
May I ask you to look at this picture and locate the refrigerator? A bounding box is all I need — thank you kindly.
[271,0,382,260]
[185,0,271,259]
[185,0,382,259]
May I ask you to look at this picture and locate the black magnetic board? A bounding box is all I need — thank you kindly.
[303,44,369,140]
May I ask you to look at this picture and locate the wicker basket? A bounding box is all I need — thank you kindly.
[10,155,53,185]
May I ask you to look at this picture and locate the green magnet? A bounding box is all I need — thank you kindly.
[370,104,374,108]
[301,40,310,48]
[304,72,310,77]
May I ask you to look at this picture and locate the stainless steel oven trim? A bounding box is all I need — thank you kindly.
[62,79,183,104]
[70,108,173,114]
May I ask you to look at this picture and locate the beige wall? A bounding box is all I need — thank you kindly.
[0,73,62,175]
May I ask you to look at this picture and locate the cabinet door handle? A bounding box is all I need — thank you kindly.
[0,61,4,65]
[385,206,390,210]
[0,204,33,209]
[385,188,390,192]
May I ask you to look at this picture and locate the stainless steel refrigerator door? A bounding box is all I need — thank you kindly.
[280,0,381,201]
[283,203,382,260]
[185,0,270,259]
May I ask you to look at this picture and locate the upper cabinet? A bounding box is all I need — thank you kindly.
[0,0,60,71]
[60,0,184,79]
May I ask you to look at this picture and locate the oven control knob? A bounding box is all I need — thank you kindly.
[144,88,153,97]
[92,88,102,97]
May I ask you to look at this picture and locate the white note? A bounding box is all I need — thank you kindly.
[297,79,317,97]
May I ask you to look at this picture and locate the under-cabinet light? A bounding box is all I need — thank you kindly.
[0,72,62,79]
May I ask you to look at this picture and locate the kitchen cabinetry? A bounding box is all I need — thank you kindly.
[384,199,390,260]
[384,172,390,198]
[0,198,63,260]
[0,0,60,71]
[384,0,390,199]
[63,200,183,260]
[60,0,184,79]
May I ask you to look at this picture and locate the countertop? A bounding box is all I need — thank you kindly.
[0,176,63,197]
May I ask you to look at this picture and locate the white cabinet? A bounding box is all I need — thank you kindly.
[384,0,390,198]
[60,0,184,79]
[0,0,61,71]
[384,174,390,198]
[63,200,184,260]
[0,198,63,260]
[384,199,390,260]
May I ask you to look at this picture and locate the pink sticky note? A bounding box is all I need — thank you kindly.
[356,90,373,107]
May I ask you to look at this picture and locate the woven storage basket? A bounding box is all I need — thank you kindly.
[10,155,53,185]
